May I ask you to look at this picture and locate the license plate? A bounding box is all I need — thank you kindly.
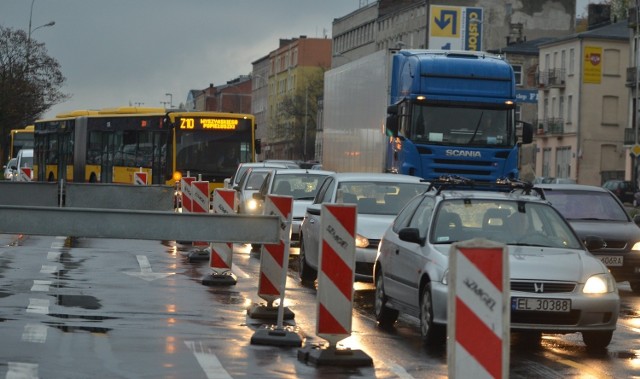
[598,255,623,267]
[511,297,571,313]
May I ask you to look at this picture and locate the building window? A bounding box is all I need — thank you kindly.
[569,48,575,75]
[515,104,522,121]
[556,146,571,178]
[603,49,620,76]
[542,148,551,177]
[512,65,523,86]
[602,96,619,126]
[567,95,573,123]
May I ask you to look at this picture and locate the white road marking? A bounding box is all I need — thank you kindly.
[21,324,47,344]
[46,251,61,261]
[40,265,59,274]
[184,341,232,379]
[6,362,39,379]
[26,299,49,314]
[30,281,51,292]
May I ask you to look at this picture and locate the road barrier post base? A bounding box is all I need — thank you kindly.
[250,325,303,347]
[202,271,237,286]
[297,344,373,367]
[246,303,294,320]
[186,249,210,262]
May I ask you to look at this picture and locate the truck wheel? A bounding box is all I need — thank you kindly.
[298,234,317,285]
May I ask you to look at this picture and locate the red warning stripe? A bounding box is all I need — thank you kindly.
[326,205,356,238]
[456,298,502,378]
[211,252,230,269]
[259,272,279,296]
[269,195,292,217]
[458,247,503,290]
[317,303,349,335]
[264,241,285,267]
[320,241,353,300]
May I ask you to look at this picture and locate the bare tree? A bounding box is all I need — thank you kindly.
[0,26,69,161]
[278,68,324,161]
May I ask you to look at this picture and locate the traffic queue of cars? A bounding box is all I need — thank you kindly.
[224,161,636,350]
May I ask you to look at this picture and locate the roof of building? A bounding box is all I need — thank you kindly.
[539,19,630,46]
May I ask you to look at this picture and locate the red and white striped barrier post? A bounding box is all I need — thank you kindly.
[180,175,195,213]
[190,179,210,249]
[133,168,147,185]
[202,189,238,286]
[448,238,510,379]
[250,194,302,347]
[248,195,294,320]
[19,167,32,182]
[297,203,372,366]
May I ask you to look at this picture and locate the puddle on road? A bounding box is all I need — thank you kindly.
[49,294,101,310]
[207,289,246,305]
[44,322,111,334]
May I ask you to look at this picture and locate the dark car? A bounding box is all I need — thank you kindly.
[602,180,637,205]
[539,183,640,294]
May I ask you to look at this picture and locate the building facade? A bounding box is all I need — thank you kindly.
[536,20,629,185]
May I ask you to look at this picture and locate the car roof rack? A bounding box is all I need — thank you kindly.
[428,175,546,199]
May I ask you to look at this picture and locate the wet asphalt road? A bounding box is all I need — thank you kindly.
[1,234,639,378]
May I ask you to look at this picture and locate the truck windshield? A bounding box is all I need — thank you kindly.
[410,104,514,147]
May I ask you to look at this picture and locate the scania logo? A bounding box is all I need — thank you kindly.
[445,149,481,158]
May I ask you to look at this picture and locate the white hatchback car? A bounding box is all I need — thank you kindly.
[299,172,429,283]
[374,179,619,350]
[253,168,334,246]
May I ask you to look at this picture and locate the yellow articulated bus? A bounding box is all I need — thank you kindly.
[33,107,260,192]
[8,124,35,160]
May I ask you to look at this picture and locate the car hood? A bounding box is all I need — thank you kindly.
[567,220,640,242]
[292,200,312,219]
[357,214,395,239]
[433,244,605,282]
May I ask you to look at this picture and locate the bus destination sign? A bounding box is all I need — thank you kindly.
[179,117,238,130]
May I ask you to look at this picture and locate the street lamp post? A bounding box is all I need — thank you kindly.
[165,93,173,108]
[27,0,55,72]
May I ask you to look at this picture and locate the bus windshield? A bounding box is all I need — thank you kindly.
[176,132,251,178]
[409,104,515,147]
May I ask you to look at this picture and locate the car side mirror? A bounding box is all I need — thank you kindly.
[398,227,425,246]
[583,235,605,251]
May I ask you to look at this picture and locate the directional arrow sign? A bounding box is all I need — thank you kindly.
[125,255,175,282]
[434,10,458,35]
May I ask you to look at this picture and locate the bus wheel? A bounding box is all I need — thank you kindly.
[47,173,55,182]
[89,174,97,183]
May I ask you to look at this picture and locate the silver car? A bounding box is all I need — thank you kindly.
[254,168,334,246]
[374,182,619,350]
[299,172,429,283]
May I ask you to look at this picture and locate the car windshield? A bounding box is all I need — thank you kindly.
[544,190,629,222]
[337,181,428,215]
[431,199,582,248]
[272,173,330,200]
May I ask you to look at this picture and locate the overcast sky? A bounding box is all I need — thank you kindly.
[2,0,597,120]
[1,0,362,119]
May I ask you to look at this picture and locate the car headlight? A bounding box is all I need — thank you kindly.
[631,242,640,251]
[247,199,258,211]
[355,234,369,248]
[583,273,615,294]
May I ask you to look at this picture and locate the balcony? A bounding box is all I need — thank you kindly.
[535,118,564,136]
[625,128,638,146]
[536,68,566,89]
[627,67,639,87]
